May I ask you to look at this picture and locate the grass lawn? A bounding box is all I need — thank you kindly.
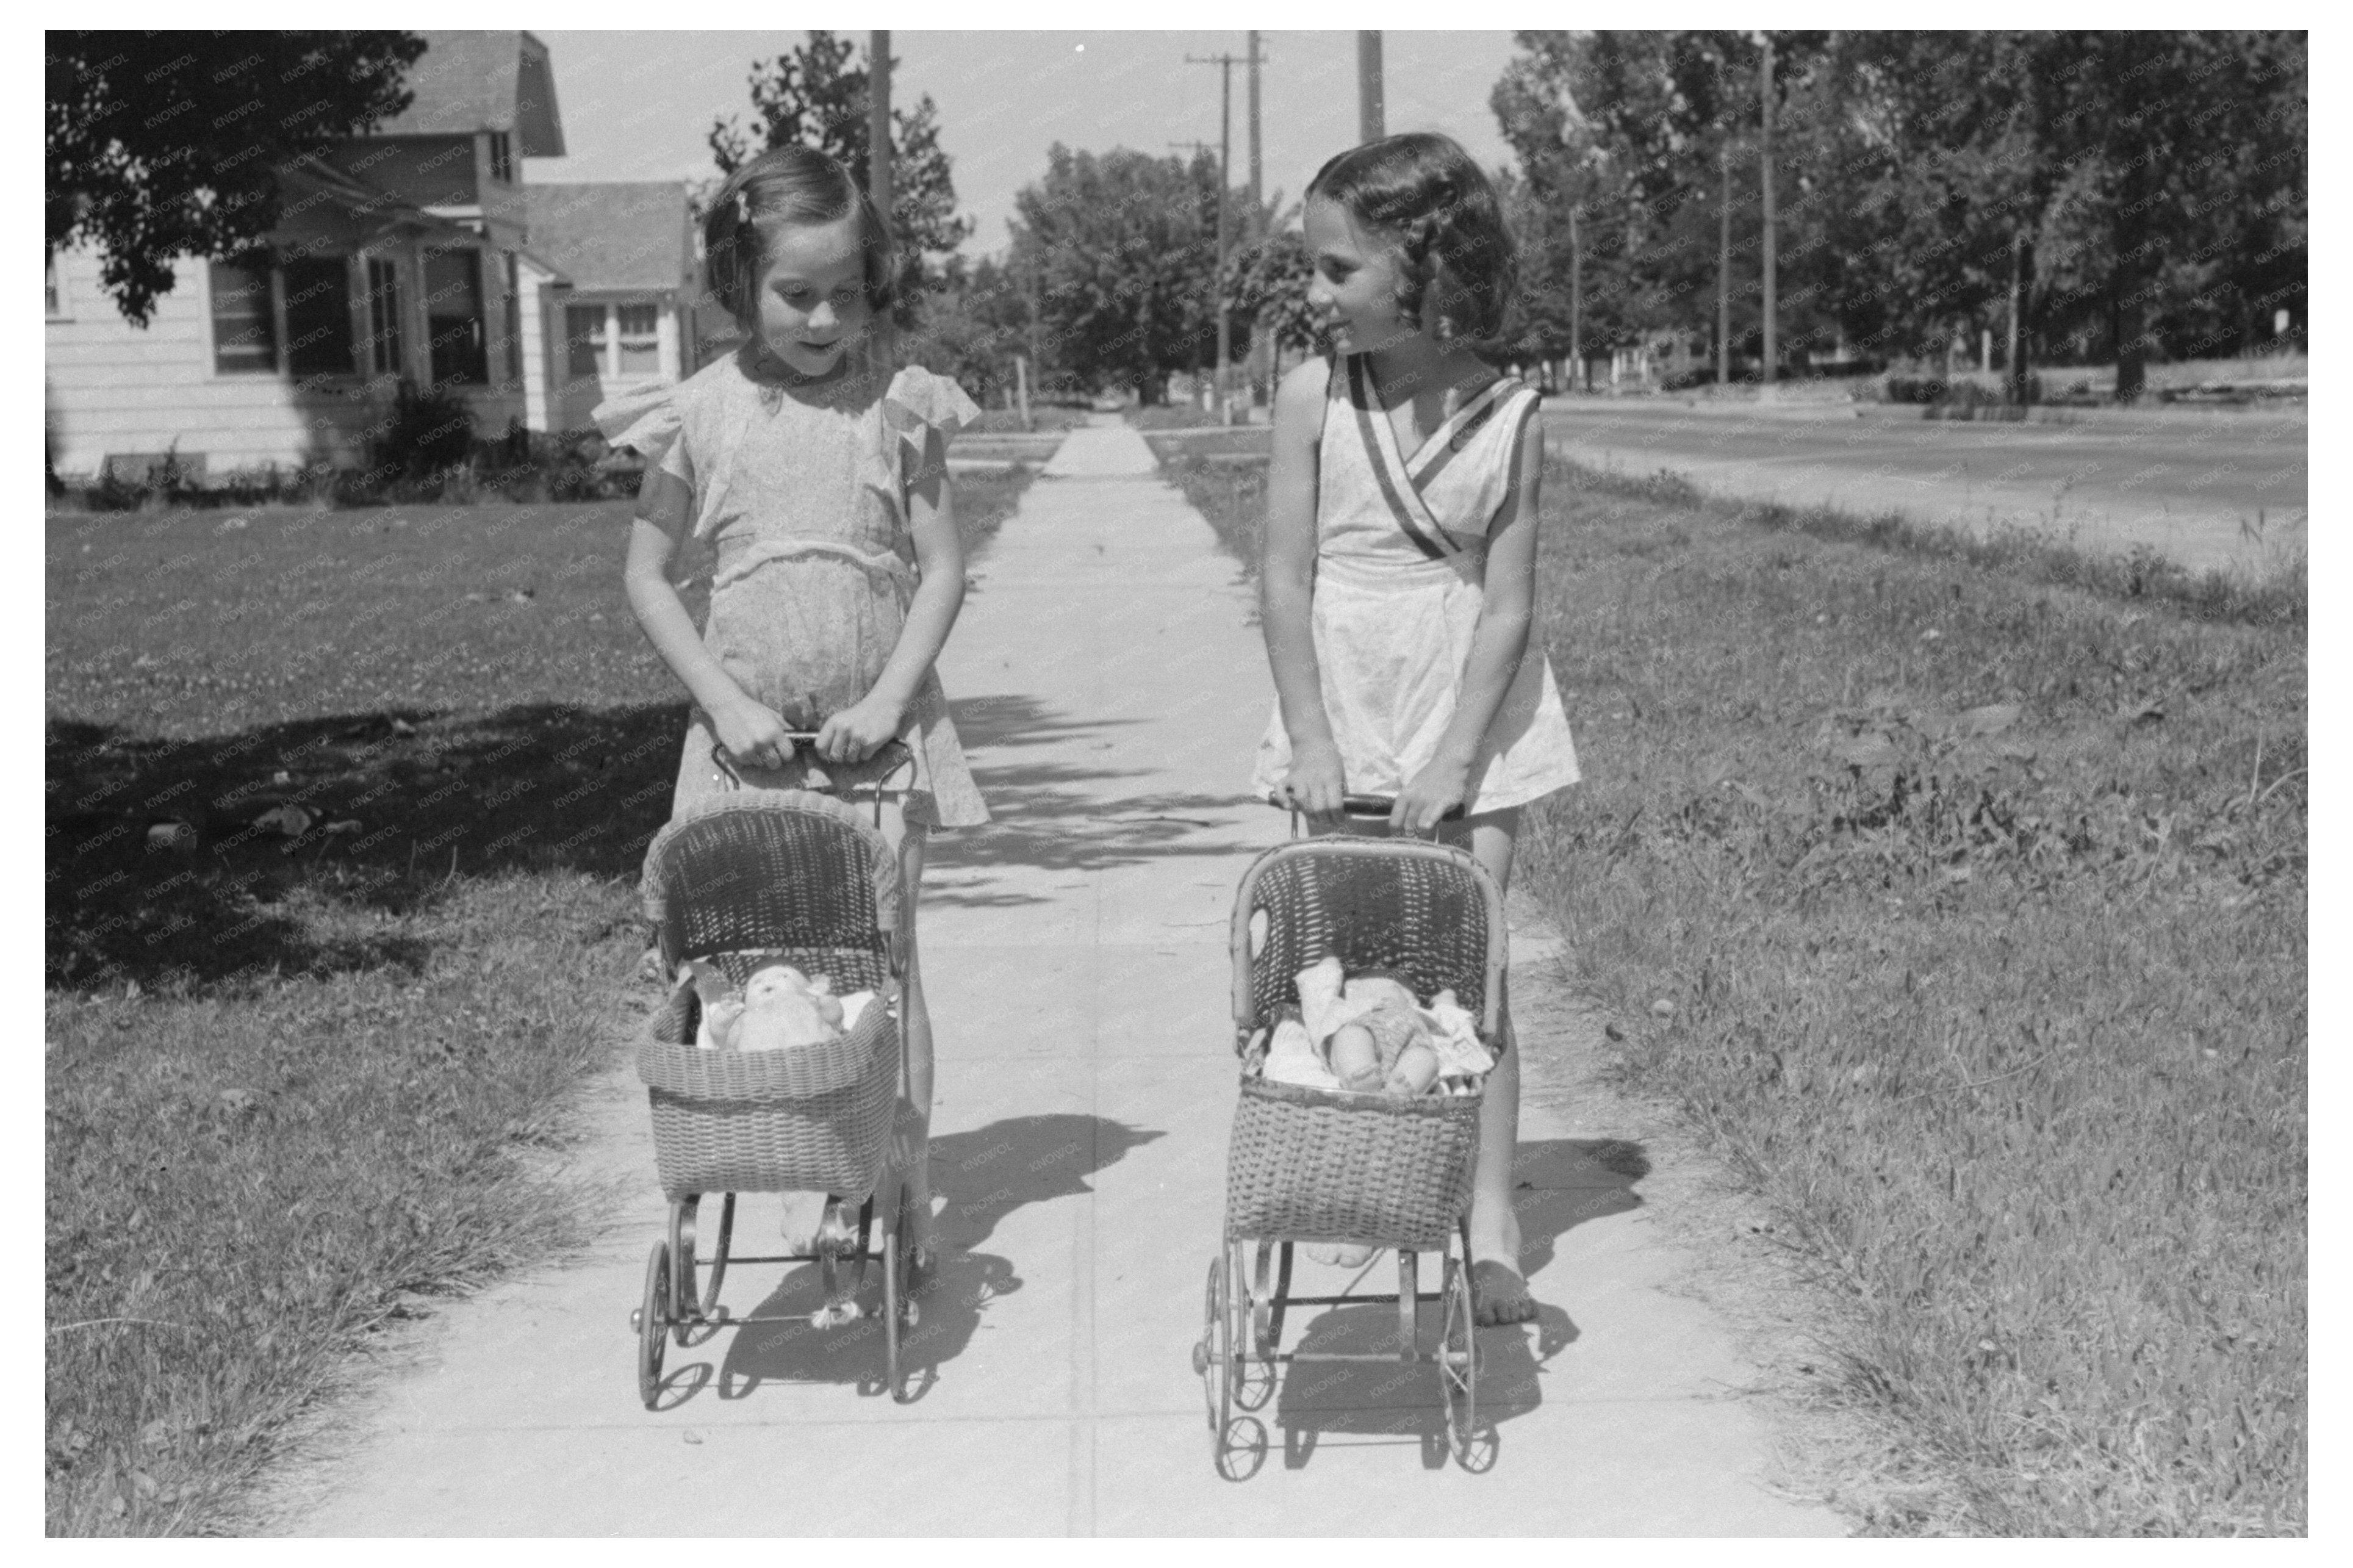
[44,471,1032,1534]
[1166,449,2305,1535]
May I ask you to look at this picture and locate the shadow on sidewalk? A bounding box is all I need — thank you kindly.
[931,1112,1167,1251]
[932,694,1265,909]
[1248,1137,1648,1469]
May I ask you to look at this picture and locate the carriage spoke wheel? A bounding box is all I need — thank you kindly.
[884,1177,922,1403]
[1194,1251,1234,1451]
[1439,1250,1484,1470]
[635,1241,670,1409]
[1237,1240,1282,1411]
[669,1198,704,1348]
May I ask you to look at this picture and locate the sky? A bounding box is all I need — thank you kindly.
[522,31,1525,258]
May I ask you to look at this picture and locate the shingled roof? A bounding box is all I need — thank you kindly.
[375,31,565,156]
[525,183,697,293]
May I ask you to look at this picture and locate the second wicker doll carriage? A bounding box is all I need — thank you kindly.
[1196,797,1507,1475]
[629,741,924,1407]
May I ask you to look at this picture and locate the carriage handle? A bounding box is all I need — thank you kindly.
[1241,793,1506,1045]
[709,733,918,825]
[1271,788,1465,842]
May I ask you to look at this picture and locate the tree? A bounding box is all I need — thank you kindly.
[900,256,1029,405]
[1493,31,2307,399]
[1010,145,1234,404]
[709,30,973,321]
[46,31,425,325]
[1223,226,1321,364]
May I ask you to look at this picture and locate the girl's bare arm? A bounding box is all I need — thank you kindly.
[621,467,793,765]
[817,425,967,762]
[1260,358,1344,814]
[1394,403,1546,831]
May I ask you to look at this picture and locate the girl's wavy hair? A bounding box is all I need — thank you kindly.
[1307,132,1517,345]
[703,144,897,330]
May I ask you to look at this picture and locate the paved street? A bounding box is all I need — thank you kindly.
[1544,400,2307,575]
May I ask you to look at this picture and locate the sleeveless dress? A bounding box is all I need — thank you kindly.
[597,348,991,829]
[1251,354,1581,812]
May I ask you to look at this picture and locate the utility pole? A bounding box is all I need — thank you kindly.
[1247,31,1267,411]
[868,31,893,359]
[1758,34,1776,389]
[1568,205,1582,394]
[1357,32,1384,143]
[1718,140,1732,387]
[1186,48,1243,423]
[1247,32,1263,226]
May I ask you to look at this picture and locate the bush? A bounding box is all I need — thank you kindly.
[370,384,478,480]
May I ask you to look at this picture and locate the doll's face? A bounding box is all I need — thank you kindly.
[754,217,874,379]
[1303,195,1414,356]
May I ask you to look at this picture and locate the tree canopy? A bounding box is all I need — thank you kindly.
[1490,30,2307,396]
[1009,144,1254,403]
[46,31,426,325]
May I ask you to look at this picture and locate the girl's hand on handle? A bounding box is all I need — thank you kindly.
[815,695,905,764]
[1393,757,1471,835]
[1284,738,1348,820]
[711,698,795,772]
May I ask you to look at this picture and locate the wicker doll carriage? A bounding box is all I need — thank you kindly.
[1194,797,1506,1474]
[629,741,922,1406]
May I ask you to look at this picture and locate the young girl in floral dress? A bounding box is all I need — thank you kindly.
[603,144,989,1279]
[1252,134,1582,1325]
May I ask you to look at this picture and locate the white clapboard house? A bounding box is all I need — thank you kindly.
[45,31,705,487]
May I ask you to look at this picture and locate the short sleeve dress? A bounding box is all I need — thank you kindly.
[1250,353,1581,812]
[598,347,991,829]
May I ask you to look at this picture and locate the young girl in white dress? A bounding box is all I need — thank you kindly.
[604,145,990,1281]
[1252,133,1581,1326]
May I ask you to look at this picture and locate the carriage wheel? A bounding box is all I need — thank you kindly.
[669,1198,704,1348]
[1194,1251,1233,1448]
[883,1177,922,1403]
[635,1241,670,1409]
[1439,1246,1483,1470]
[1237,1240,1282,1411]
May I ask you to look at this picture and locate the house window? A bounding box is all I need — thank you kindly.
[488,131,513,184]
[209,259,279,374]
[617,304,662,375]
[45,248,64,317]
[282,255,356,378]
[566,304,607,378]
[365,257,405,376]
[423,248,487,386]
[501,253,523,386]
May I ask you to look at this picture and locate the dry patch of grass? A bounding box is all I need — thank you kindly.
[1162,447,2305,1534]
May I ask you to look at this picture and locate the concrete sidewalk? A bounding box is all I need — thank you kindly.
[268,417,1840,1536]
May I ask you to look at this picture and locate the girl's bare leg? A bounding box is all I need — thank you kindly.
[1446,807,1536,1326]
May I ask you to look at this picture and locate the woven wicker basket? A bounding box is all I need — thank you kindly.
[1224,1076,1481,1251]
[638,980,897,1200]
[634,789,905,1201]
[1220,836,1506,1251]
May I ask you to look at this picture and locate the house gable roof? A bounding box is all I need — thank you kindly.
[373,31,565,157]
[525,183,697,294]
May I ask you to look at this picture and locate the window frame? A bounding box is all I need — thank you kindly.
[281,253,359,381]
[207,257,282,376]
[566,303,609,380]
[422,246,489,387]
[615,301,662,377]
[364,255,406,378]
[45,247,68,320]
